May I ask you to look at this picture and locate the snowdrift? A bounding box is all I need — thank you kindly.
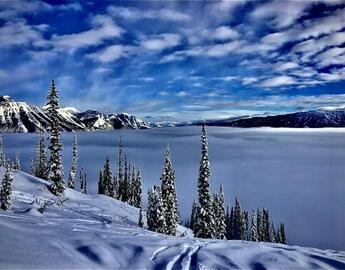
[0,169,345,269]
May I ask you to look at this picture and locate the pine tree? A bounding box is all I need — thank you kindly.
[33,130,49,180]
[269,221,276,243]
[147,185,166,234]
[131,168,142,208]
[14,151,20,171]
[0,164,13,210]
[262,208,270,242]
[216,185,226,239]
[0,135,3,166]
[242,210,249,240]
[46,80,64,195]
[227,207,235,239]
[102,157,113,197]
[121,156,131,202]
[250,209,259,242]
[68,133,78,189]
[190,200,198,230]
[279,223,287,244]
[233,197,243,240]
[194,125,215,239]
[117,137,124,200]
[98,170,104,194]
[113,175,118,198]
[160,146,179,236]
[80,168,87,194]
[138,207,144,228]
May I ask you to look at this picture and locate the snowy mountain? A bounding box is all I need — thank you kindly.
[181,110,345,128]
[76,110,151,130]
[0,95,86,132]
[0,96,150,132]
[1,168,345,269]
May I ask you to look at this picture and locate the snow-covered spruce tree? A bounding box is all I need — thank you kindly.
[233,197,243,240]
[269,221,276,243]
[123,158,131,202]
[279,223,287,244]
[102,157,114,197]
[216,185,226,239]
[160,146,179,236]
[242,210,249,240]
[0,164,13,210]
[262,208,270,242]
[147,185,166,234]
[131,168,142,208]
[190,200,198,230]
[113,175,118,198]
[117,137,124,200]
[138,207,144,228]
[14,151,20,171]
[80,167,87,194]
[250,209,259,242]
[98,170,104,194]
[226,206,235,240]
[0,135,3,166]
[46,80,64,195]
[33,130,49,180]
[194,125,215,239]
[68,132,78,189]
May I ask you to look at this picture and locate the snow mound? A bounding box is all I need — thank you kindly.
[0,169,344,269]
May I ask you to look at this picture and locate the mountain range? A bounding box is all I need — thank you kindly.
[0,96,150,132]
[2,95,345,132]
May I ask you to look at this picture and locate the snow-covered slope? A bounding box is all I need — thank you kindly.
[76,110,151,130]
[0,96,151,132]
[1,169,345,269]
[0,96,86,132]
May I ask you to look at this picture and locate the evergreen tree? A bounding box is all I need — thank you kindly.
[226,207,235,240]
[68,133,78,189]
[14,151,20,171]
[190,200,198,230]
[262,209,270,242]
[33,130,49,180]
[194,125,215,239]
[269,221,276,243]
[233,197,243,240]
[147,185,166,234]
[113,175,119,198]
[46,80,64,195]
[131,168,142,208]
[242,210,249,240]
[0,135,3,166]
[216,185,226,239]
[138,207,144,228]
[250,209,259,242]
[102,157,114,197]
[0,164,13,210]
[279,223,287,244]
[98,170,104,194]
[160,146,179,236]
[80,168,87,194]
[117,137,124,200]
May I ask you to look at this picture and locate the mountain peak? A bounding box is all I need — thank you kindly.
[0,95,13,102]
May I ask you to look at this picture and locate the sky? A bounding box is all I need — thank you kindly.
[0,0,345,121]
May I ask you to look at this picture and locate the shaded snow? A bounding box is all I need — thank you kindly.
[1,169,345,269]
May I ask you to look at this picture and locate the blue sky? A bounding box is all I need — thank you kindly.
[1,0,345,121]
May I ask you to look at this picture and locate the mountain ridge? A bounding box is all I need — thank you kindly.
[0,96,150,132]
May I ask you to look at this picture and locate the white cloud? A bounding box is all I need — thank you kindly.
[274,62,299,72]
[242,77,259,85]
[251,1,310,28]
[51,15,123,53]
[175,91,190,97]
[0,19,47,47]
[189,26,240,44]
[158,91,170,96]
[140,33,181,51]
[259,75,296,88]
[107,6,191,22]
[88,45,136,63]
